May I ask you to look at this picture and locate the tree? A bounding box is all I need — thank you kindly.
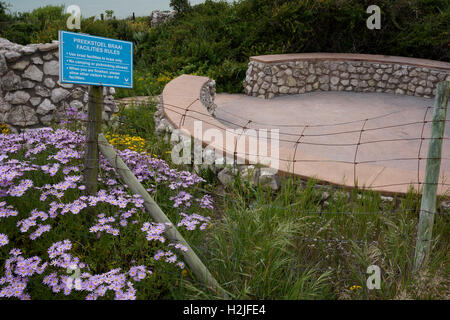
[170,0,191,14]
[105,10,114,20]
[0,1,10,22]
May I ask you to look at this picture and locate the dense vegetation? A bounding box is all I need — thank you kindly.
[1,100,448,300]
[0,1,449,299]
[1,0,449,95]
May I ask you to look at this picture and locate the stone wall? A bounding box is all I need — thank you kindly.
[243,53,450,99]
[0,38,118,132]
[149,10,175,27]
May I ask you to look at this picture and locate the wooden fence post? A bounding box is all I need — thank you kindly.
[97,133,230,299]
[414,81,450,271]
[83,85,103,196]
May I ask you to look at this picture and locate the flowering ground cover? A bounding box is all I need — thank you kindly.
[0,125,214,300]
[0,101,448,300]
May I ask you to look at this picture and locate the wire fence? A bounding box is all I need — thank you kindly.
[41,87,450,200]
[10,86,450,217]
[160,98,450,192]
[4,84,449,291]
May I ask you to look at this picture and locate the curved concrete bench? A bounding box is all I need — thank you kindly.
[244,53,450,99]
[160,74,449,196]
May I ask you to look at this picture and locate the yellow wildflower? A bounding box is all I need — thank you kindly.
[349,285,362,291]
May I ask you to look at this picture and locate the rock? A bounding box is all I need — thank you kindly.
[306,75,316,83]
[347,65,356,73]
[279,86,289,94]
[32,57,43,65]
[5,91,30,104]
[380,195,394,202]
[0,54,8,75]
[202,148,216,166]
[321,191,330,201]
[40,114,54,125]
[59,83,74,89]
[35,86,51,97]
[217,167,237,185]
[36,99,57,115]
[7,105,38,126]
[23,65,43,82]
[1,71,21,91]
[319,75,329,84]
[38,43,59,52]
[4,51,21,62]
[0,96,11,113]
[276,78,285,86]
[43,60,59,76]
[415,86,424,95]
[240,165,259,186]
[44,78,56,89]
[286,76,297,87]
[330,76,339,85]
[29,97,42,106]
[43,52,53,61]
[51,88,70,103]
[70,100,84,110]
[259,168,281,191]
[10,60,30,71]
[440,200,450,212]
[20,46,37,55]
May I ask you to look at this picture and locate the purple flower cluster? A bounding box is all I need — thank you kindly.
[178,213,211,231]
[42,240,150,299]
[90,214,119,236]
[0,201,17,218]
[0,127,214,299]
[0,249,47,299]
[141,221,168,243]
[170,191,192,208]
[0,233,8,247]
[198,194,214,210]
[153,249,182,267]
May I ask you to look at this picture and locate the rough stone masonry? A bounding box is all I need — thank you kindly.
[244,56,450,99]
[0,38,118,132]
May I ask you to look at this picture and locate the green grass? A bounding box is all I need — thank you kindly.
[116,101,449,300]
[2,101,448,300]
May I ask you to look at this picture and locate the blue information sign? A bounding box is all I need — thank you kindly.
[59,31,133,88]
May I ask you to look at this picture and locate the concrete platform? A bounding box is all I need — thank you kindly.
[214,92,450,194]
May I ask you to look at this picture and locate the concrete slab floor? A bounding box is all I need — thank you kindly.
[214,92,450,188]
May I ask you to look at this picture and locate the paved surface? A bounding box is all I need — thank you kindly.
[215,92,450,193]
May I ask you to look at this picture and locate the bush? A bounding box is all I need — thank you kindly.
[1,0,448,95]
[131,0,449,94]
[170,0,192,14]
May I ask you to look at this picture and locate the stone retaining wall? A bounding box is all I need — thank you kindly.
[0,38,118,132]
[244,53,450,99]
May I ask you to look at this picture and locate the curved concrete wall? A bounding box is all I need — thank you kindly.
[156,74,449,196]
[244,53,450,99]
